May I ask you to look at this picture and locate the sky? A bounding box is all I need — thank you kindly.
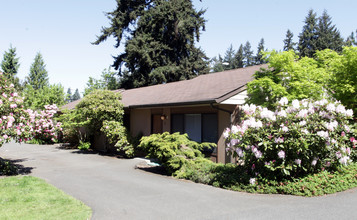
[0,0,356,95]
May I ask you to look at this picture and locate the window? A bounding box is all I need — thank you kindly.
[171,113,218,143]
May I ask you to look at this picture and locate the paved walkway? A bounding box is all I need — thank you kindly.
[1,142,356,220]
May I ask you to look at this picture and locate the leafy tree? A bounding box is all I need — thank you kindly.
[93,0,209,89]
[298,9,318,57]
[319,47,357,114]
[26,52,49,90]
[23,84,66,110]
[1,46,21,90]
[255,38,266,64]
[283,29,296,51]
[84,68,120,96]
[234,44,244,68]
[66,88,72,103]
[247,50,331,108]
[72,89,81,101]
[315,10,343,52]
[243,41,254,67]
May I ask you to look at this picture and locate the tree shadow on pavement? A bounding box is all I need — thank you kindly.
[0,158,33,176]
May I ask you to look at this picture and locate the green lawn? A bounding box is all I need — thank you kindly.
[0,176,92,220]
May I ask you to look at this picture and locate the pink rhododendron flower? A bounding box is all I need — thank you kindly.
[278,150,285,159]
[294,159,301,165]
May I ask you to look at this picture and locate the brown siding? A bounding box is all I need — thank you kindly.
[130,109,151,136]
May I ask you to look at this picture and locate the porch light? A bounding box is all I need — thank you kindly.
[160,114,168,120]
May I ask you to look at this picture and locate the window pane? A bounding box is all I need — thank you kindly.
[171,114,184,134]
[184,114,201,142]
[202,113,218,143]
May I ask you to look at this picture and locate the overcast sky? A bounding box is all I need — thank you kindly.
[0,0,356,94]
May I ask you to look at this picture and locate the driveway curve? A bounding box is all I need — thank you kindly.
[1,142,356,220]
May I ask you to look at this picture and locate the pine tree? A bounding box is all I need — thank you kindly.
[223,44,235,70]
[1,45,21,89]
[315,10,343,52]
[298,9,318,57]
[93,0,209,89]
[346,30,357,46]
[283,29,296,51]
[26,52,49,90]
[243,41,254,67]
[255,38,266,64]
[72,89,81,101]
[66,88,72,103]
[211,55,224,73]
[234,44,244,68]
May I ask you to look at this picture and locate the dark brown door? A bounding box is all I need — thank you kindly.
[152,115,163,134]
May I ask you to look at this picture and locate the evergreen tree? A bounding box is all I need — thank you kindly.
[298,9,318,57]
[211,55,224,73]
[223,44,236,70]
[93,0,209,89]
[346,30,357,46]
[1,45,21,90]
[66,88,72,103]
[72,89,81,101]
[26,52,49,90]
[243,41,254,67]
[255,38,266,64]
[315,10,343,52]
[283,29,296,51]
[234,44,244,68]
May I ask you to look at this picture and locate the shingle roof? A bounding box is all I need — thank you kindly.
[61,64,267,110]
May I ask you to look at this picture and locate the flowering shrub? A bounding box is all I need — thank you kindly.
[225,97,356,181]
[29,104,62,144]
[0,72,33,146]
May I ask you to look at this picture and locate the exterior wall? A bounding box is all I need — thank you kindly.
[128,104,237,164]
[130,109,151,136]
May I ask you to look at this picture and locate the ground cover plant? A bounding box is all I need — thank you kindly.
[0,176,91,219]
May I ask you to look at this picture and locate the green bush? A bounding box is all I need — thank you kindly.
[78,141,90,151]
[138,132,216,174]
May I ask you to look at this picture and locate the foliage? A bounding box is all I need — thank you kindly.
[0,73,34,147]
[25,52,49,90]
[59,90,127,153]
[23,83,66,110]
[78,141,90,150]
[345,30,357,46]
[255,38,266,65]
[93,0,209,89]
[298,9,343,57]
[72,88,81,101]
[138,132,216,174]
[247,50,331,108]
[84,68,120,96]
[176,159,357,196]
[29,104,62,144]
[0,45,21,90]
[74,90,123,135]
[100,120,133,157]
[283,29,296,51]
[0,176,92,219]
[320,47,357,114]
[243,41,254,66]
[224,98,355,181]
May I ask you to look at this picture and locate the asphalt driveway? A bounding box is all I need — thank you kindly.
[1,142,356,220]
